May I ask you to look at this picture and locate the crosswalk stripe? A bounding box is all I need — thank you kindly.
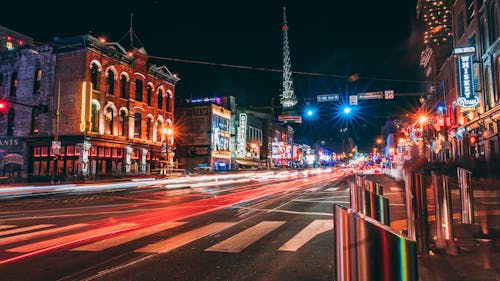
[0,225,16,230]
[0,224,53,237]
[6,223,136,253]
[278,219,333,252]
[0,223,88,247]
[205,221,286,253]
[72,221,187,251]
[135,222,236,254]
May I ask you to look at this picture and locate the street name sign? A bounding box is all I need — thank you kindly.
[317,94,339,102]
[358,91,384,100]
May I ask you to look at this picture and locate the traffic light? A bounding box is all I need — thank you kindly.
[468,135,478,145]
[0,100,8,115]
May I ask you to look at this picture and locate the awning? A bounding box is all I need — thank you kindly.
[234,159,260,166]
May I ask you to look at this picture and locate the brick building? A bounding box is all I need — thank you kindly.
[0,33,179,181]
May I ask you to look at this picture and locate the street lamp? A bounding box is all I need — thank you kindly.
[160,126,174,176]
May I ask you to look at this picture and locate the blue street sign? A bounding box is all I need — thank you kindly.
[317,94,339,102]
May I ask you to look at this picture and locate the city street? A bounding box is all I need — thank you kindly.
[0,169,353,281]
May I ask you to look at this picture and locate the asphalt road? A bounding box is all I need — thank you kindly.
[0,170,352,281]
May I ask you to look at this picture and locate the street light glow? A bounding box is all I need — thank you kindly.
[343,106,352,114]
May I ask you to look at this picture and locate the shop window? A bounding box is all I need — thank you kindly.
[107,69,115,95]
[98,146,105,157]
[105,147,111,157]
[146,84,153,106]
[90,146,97,157]
[7,108,15,135]
[134,112,142,138]
[41,146,48,157]
[66,145,75,156]
[33,68,42,94]
[135,79,143,101]
[90,63,100,91]
[10,72,17,97]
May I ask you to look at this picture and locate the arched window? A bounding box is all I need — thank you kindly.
[107,70,115,95]
[146,84,153,106]
[156,121,163,142]
[90,63,100,91]
[91,102,100,133]
[105,107,114,135]
[31,108,39,134]
[120,110,128,137]
[166,92,171,113]
[158,89,163,109]
[120,74,128,98]
[33,68,42,94]
[146,118,152,140]
[7,108,15,136]
[134,112,142,138]
[10,72,18,97]
[135,79,143,101]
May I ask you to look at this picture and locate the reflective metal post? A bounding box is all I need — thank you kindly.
[432,171,454,250]
[350,181,359,212]
[414,172,429,254]
[374,183,383,195]
[458,167,474,224]
[405,169,416,241]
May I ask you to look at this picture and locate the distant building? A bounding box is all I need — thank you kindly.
[175,102,231,171]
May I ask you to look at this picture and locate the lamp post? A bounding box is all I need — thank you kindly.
[161,126,174,176]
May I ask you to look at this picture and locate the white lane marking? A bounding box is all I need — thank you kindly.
[0,225,16,230]
[6,223,136,253]
[0,223,88,246]
[325,187,339,191]
[306,188,321,192]
[72,221,187,251]
[0,224,53,237]
[279,219,333,252]
[136,222,236,254]
[206,221,286,253]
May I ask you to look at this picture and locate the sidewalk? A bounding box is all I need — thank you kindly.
[366,173,500,281]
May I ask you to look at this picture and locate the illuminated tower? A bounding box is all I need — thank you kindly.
[278,5,301,123]
[418,0,452,47]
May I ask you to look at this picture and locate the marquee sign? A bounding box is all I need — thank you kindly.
[456,53,479,109]
[236,113,247,158]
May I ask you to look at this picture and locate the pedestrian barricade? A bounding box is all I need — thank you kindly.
[334,204,418,281]
[350,176,390,226]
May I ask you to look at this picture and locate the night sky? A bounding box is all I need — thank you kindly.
[2,0,424,150]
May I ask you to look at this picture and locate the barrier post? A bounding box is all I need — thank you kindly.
[405,169,416,241]
[432,171,455,252]
[414,172,429,254]
[457,167,474,224]
[350,181,359,212]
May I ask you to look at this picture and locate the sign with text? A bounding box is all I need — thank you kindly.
[384,90,394,99]
[236,113,248,158]
[453,46,476,55]
[349,95,358,105]
[358,91,384,100]
[317,94,339,102]
[456,55,480,109]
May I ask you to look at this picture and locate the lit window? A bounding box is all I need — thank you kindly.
[90,63,100,91]
[33,68,42,94]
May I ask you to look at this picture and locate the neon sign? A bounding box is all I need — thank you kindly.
[236,113,247,158]
[456,54,479,109]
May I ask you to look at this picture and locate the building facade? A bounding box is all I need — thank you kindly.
[0,34,179,181]
[175,102,231,171]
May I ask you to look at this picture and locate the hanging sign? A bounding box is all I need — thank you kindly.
[456,54,480,109]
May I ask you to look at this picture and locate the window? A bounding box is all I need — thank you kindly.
[10,72,18,97]
[166,93,171,112]
[457,10,465,38]
[90,63,100,91]
[146,118,152,140]
[156,121,163,142]
[120,110,127,137]
[466,0,474,26]
[91,102,99,133]
[105,107,114,135]
[135,79,143,101]
[33,68,42,94]
[158,89,163,109]
[134,112,142,138]
[120,74,128,98]
[107,70,115,95]
[31,108,39,134]
[146,84,153,106]
[7,108,14,135]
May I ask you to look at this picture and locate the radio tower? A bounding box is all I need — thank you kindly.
[278,5,301,123]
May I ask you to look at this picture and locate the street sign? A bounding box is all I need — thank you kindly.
[358,91,384,100]
[51,141,61,155]
[384,90,394,100]
[316,94,339,102]
[349,95,358,105]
